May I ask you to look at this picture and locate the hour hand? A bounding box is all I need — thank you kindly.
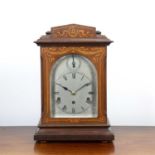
[75,82,91,93]
[56,83,72,93]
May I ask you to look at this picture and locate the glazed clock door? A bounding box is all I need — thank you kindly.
[50,54,98,118]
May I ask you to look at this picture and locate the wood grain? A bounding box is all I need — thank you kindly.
[40,46,107,125]
[35,24,112,45]
[34,127,114,141]
[35,24,113,141]
[1,126,155,155]
[51,24,96,38]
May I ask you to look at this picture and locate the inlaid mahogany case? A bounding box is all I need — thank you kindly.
[34,24,114,142]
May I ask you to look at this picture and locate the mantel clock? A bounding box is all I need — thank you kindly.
[34,24,114,142]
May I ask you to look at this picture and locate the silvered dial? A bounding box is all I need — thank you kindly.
[55,72,93,114]
[51,54,98,118]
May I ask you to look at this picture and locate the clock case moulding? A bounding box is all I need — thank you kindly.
[34,24,114,142]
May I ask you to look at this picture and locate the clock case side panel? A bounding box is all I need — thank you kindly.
[38,46,109,127]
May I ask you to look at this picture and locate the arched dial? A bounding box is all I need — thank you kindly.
[54,72,93,114]
[51,54,97,118]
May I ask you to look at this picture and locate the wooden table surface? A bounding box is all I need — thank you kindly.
[0,126,155,155]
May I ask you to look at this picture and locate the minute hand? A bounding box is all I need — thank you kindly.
[56,83,72,93]
[75,83,91,93]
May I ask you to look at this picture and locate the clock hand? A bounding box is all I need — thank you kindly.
[56,83,73,94]
[72,54,75,68]
[75,82,91,93]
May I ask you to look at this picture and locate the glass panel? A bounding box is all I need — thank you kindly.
[50,54,98,118]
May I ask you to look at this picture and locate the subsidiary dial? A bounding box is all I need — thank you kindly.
[66,54,81,71]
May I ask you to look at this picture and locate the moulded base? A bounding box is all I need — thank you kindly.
[34,127,114,142]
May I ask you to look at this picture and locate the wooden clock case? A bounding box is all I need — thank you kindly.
[34,24,114,142]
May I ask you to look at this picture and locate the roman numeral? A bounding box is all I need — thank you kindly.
[56,97,61,104]
[88,91,94,95]
[54,91,59,94]
[81,106,85,111]
[72,73,76,79]
[72,108,75,113]
[63,75,67,80]
[81,74,85,80]
[62,105,67,111]
[86,97,92,104]
[72,101,75,104]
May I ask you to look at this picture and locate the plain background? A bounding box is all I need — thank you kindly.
[0,0,155,126]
